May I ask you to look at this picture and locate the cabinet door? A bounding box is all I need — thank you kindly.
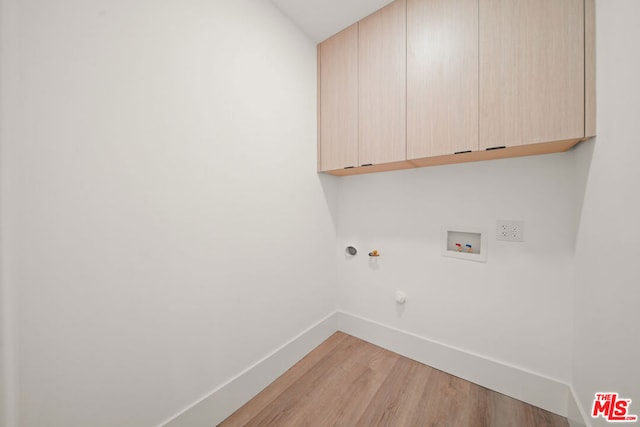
[359,0,406,166]
[407,0,478,159]
[479,0,585,149]
[318,24,358,171]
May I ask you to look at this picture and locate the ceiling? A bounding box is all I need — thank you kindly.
[270,0,394,43]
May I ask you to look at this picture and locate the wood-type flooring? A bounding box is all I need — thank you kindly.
[219,332,568,427]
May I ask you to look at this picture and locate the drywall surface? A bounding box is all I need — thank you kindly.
[0,0,337,425]
[0,0,15,425]
[572,1,640,425]
[271,0,394,42]
[337,153,576,383]
[0,0,4,418]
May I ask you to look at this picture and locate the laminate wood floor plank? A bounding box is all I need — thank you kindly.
[220,332,349,426]
[227,335,382,426]
[487,391,537,427]
[413,365,479,427]
[532,406,569,427]
[218,332,569,427]
[304,345,399,427]
[357,355,433,426]
[485,387,568,427]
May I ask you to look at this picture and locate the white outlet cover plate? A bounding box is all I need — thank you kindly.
[496,220,524,242]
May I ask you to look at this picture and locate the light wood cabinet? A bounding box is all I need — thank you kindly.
[358,0,407,166]
[585,0,596,138]
[318,24,358,171]
[318,0,595,176]
[479,0,585,149]
[407,0,478,159]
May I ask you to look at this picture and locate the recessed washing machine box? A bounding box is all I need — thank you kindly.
[442,226,487,262]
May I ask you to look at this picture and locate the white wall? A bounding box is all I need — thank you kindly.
[337,152,576,382]
[0,0,337,426]
[0,0,15,425]
[572,1,640,425]
[271,0,394,42]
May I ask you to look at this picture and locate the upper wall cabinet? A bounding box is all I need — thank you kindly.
[318,0,595,175]
[479,0,586,149]
[358,0,407,166]
[407,0,479,159]
[318,24,358,171]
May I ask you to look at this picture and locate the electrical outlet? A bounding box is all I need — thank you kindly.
[496,220,524,242]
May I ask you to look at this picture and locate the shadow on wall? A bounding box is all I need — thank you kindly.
[572,138,596,250]
[318,173,340,231]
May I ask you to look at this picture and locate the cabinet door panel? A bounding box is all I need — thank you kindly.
[319,24,358,171]
[479,0,584,149]
[407,0,478,159]
[359,0,406,166]
[585,0,596,137]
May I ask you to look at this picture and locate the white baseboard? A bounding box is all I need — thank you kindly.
[160,312,338,427]
[567,385,591,427]
[335,311,572,418]
[161,310,587,425]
